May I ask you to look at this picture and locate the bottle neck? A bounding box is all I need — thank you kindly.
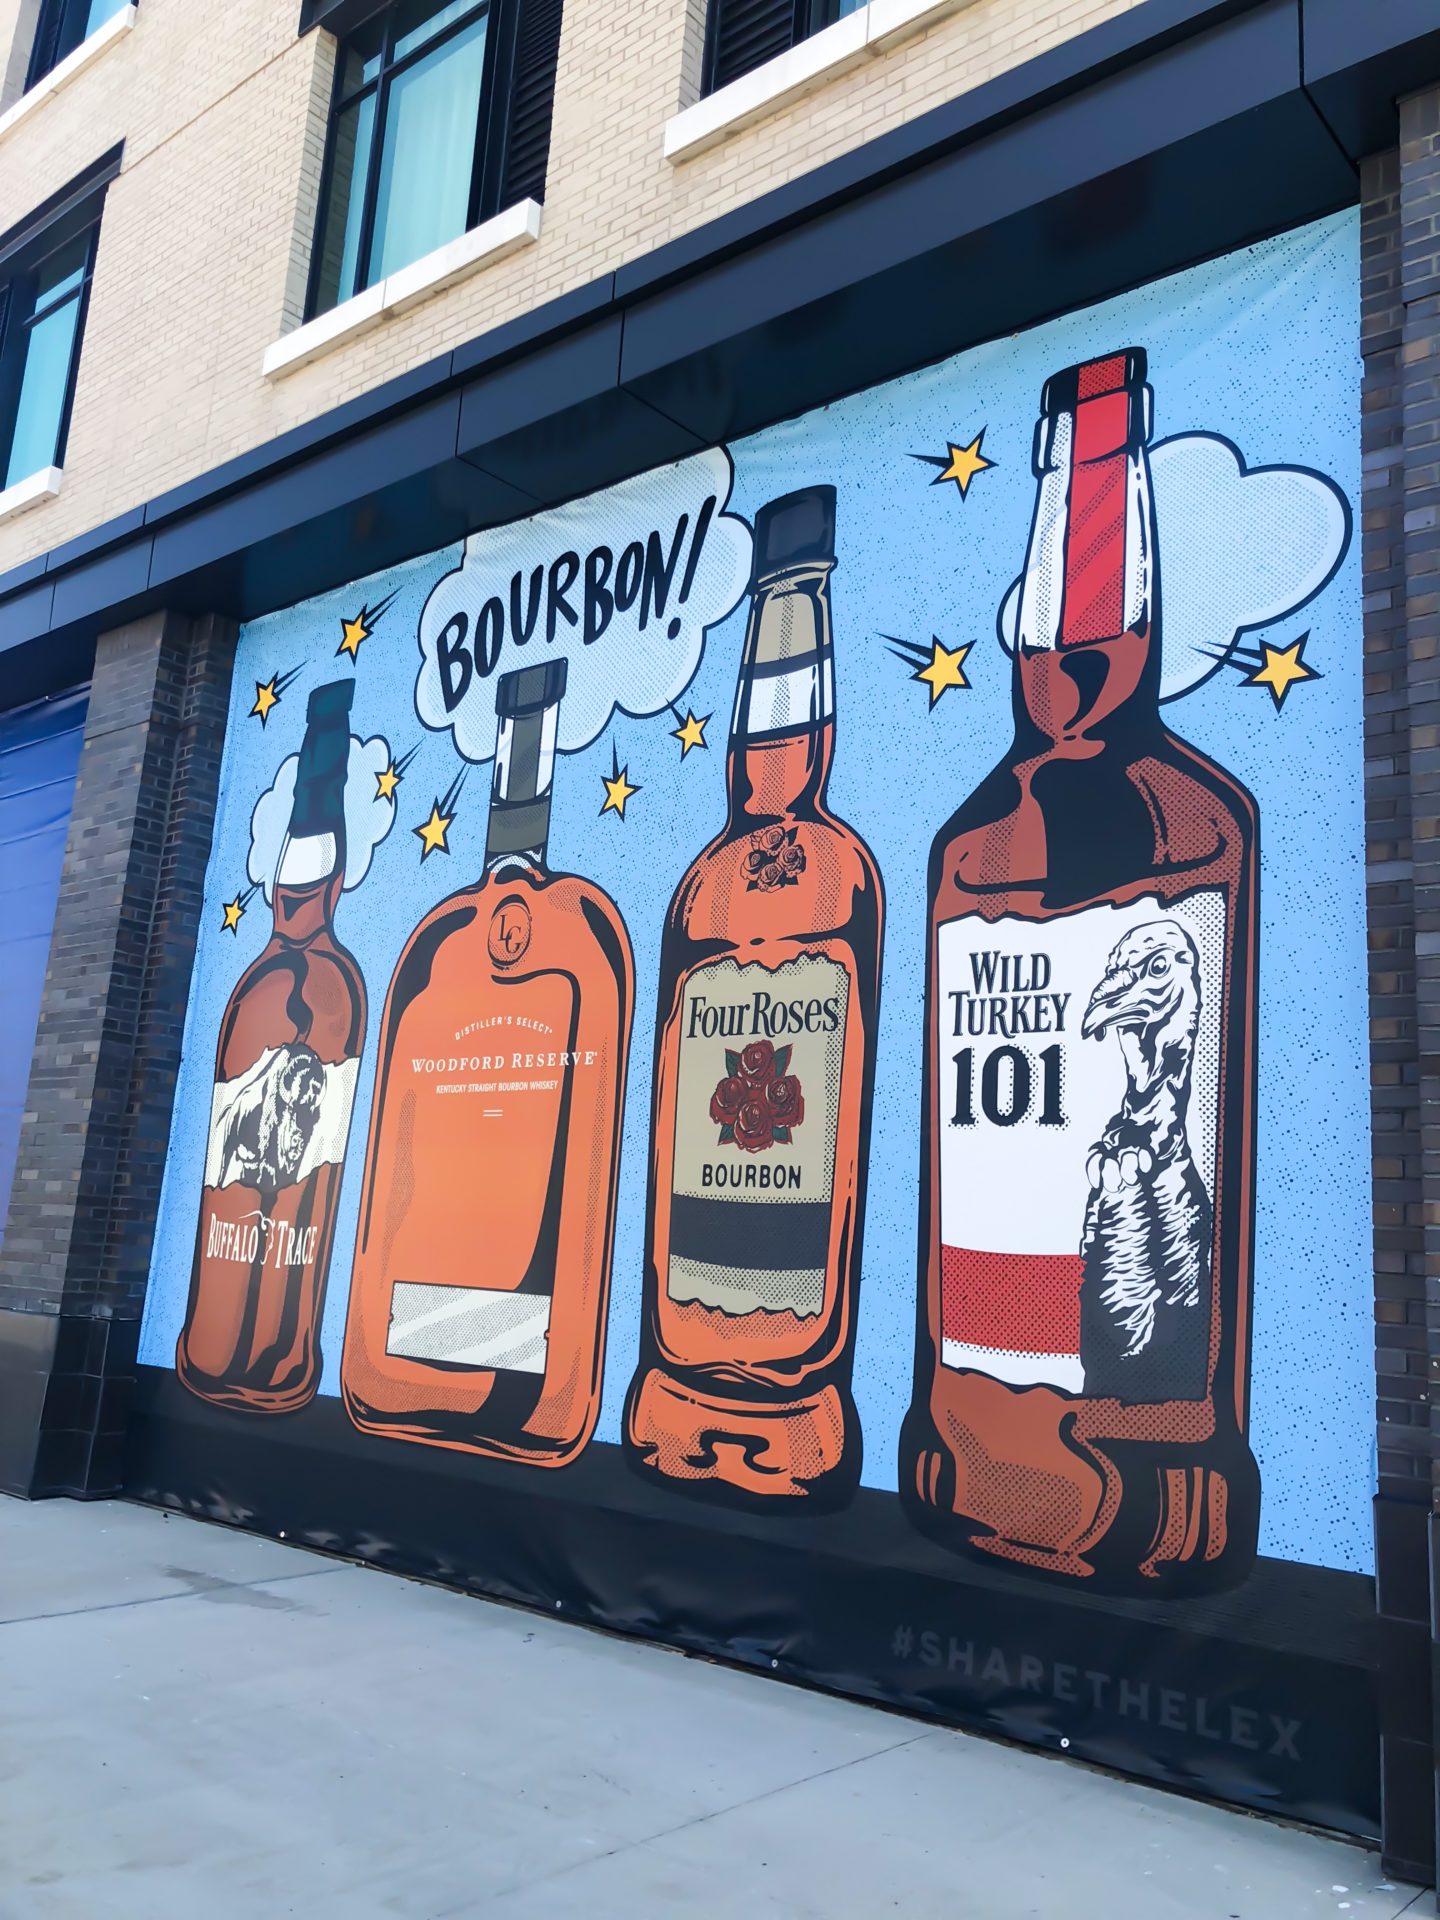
[486,699,556,871]
[273,834,344,942]
[728,562,835,826]
[1014,380,1161,752]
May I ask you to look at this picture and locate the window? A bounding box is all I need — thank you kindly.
[702,0,864,93]
[309,0,563,319]
[0,217,98,490]
[27,0,129,87]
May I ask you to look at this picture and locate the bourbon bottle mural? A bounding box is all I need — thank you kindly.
[177,680,365,1413]
[342,660,634,1465]
[625,486,884,1508]
[900,350,1261,1592]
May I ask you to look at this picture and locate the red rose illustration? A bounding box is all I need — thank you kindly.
[765,1074,804,1126]
[734,1100,773,1151]
[760,825,786,854]
[779,842,804,875]
[711,1040,803,1151]
[740,1040,774,1079]
[709,1075,745,1125]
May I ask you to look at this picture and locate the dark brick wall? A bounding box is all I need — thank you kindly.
[0,608,235,1495]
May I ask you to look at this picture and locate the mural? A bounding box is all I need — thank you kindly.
[139,210,1369,1775]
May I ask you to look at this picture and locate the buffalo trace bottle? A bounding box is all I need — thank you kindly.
[900,351,1261,1593]
[177,680,366,1413]
[625,486,884,1509]
[342,660,634,1466]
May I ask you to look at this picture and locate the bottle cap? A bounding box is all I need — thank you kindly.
[751,486,836,583]
[495,658,568,719]
[306,679,354,726]
[1041,349,1148,418]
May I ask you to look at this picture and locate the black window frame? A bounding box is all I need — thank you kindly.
[305,0,528,321]
[701,0,852,96]
[0,195,103,491]
[26,0,131,91]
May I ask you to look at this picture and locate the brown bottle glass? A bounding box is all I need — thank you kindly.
[342,659,634,1465]
[177,680,366,1413]
[625,486,885,1509]
[900,351,1261,1593]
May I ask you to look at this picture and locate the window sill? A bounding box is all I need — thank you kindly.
[0,5,137,145]
[664,0,976,161]
[0,467,63,523]
[262,200,544,381]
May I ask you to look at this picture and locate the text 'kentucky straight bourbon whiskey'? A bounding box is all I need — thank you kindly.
[342,661,634,1465]
[177,680,366,1413]
[900,352,1261,1593]
[625,486,884,1508]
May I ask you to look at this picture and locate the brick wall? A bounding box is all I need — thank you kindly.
[0,0,1148,569]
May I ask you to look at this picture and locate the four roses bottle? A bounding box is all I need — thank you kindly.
[623,486,885,1508]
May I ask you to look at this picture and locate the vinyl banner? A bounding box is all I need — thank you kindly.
[131,212,1376,1835]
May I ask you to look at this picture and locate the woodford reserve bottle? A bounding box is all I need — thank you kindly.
[900,350,1261,1594]
[341,660,634,1465]
[625,486,884,1508]
[177,680,366,1413]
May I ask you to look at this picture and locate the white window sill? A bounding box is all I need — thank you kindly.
[664,0,976,161]
[262,200,544,381]
[0,5,137,146]
[0,466,63,523]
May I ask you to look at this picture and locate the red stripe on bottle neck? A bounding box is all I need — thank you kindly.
[1060,365,1133,650]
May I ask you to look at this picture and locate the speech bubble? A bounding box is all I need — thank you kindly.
[998,434,1352,700]
[247,734,396,903]
[416,447,751,763]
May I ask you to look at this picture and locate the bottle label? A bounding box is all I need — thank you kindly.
[935,891,1224,1400]
[203,1043,358,1198]
[667,953,846,1319]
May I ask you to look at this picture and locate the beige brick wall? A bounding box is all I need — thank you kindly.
[0,0,1147,574]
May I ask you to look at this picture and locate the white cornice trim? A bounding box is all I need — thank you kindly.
[262,200,544,380]
[0,466,63,523]
[0,5,137,146]
[664,0,976,162]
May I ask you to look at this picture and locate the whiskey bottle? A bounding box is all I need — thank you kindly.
[341,659,634,1465]
[624,486,884,1508]
[177,679,366,1413]
[900,351,1261,1592]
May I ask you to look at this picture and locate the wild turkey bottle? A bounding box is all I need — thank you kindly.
[342,660,634,1466]
[177,679,365,1413]
[899,350,1261,1593]
[625,486,884,1509]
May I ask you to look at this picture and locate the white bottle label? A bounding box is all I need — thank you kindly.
[935,890,1224,1400]
[203,1044,358,1192]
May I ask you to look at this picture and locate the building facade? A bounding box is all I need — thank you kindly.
[1,0,1437,1886]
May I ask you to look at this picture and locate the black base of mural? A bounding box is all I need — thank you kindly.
[124,1365,1378,1841]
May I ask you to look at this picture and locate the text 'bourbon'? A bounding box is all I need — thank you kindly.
[900,352,1261,1592]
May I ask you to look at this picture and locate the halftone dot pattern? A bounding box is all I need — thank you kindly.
[138,212,1368,1574]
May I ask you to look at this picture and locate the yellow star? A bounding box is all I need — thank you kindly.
[338,613,370,661]
[1246,636,1320,711]
[672,710,709,757]
[934,433,995,498]
[251,678,280,725]
[413,800,454,860]
[221,895,245,934]
[375,762,400,802]
[914,638,972,706]
[600,763,640,820]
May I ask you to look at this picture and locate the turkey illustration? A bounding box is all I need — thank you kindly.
[1078,919,1212,1404]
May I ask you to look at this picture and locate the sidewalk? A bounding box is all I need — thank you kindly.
[0,1498,1422,1920]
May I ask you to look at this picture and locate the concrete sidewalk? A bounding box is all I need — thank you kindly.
[0,1499,1422,1920]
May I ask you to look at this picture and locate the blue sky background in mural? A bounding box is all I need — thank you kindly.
[139,210,1368,1573]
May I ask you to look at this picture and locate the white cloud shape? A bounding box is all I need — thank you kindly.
[248,734,396,903]
[998,434,1351,700]
[416,447,751,763]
